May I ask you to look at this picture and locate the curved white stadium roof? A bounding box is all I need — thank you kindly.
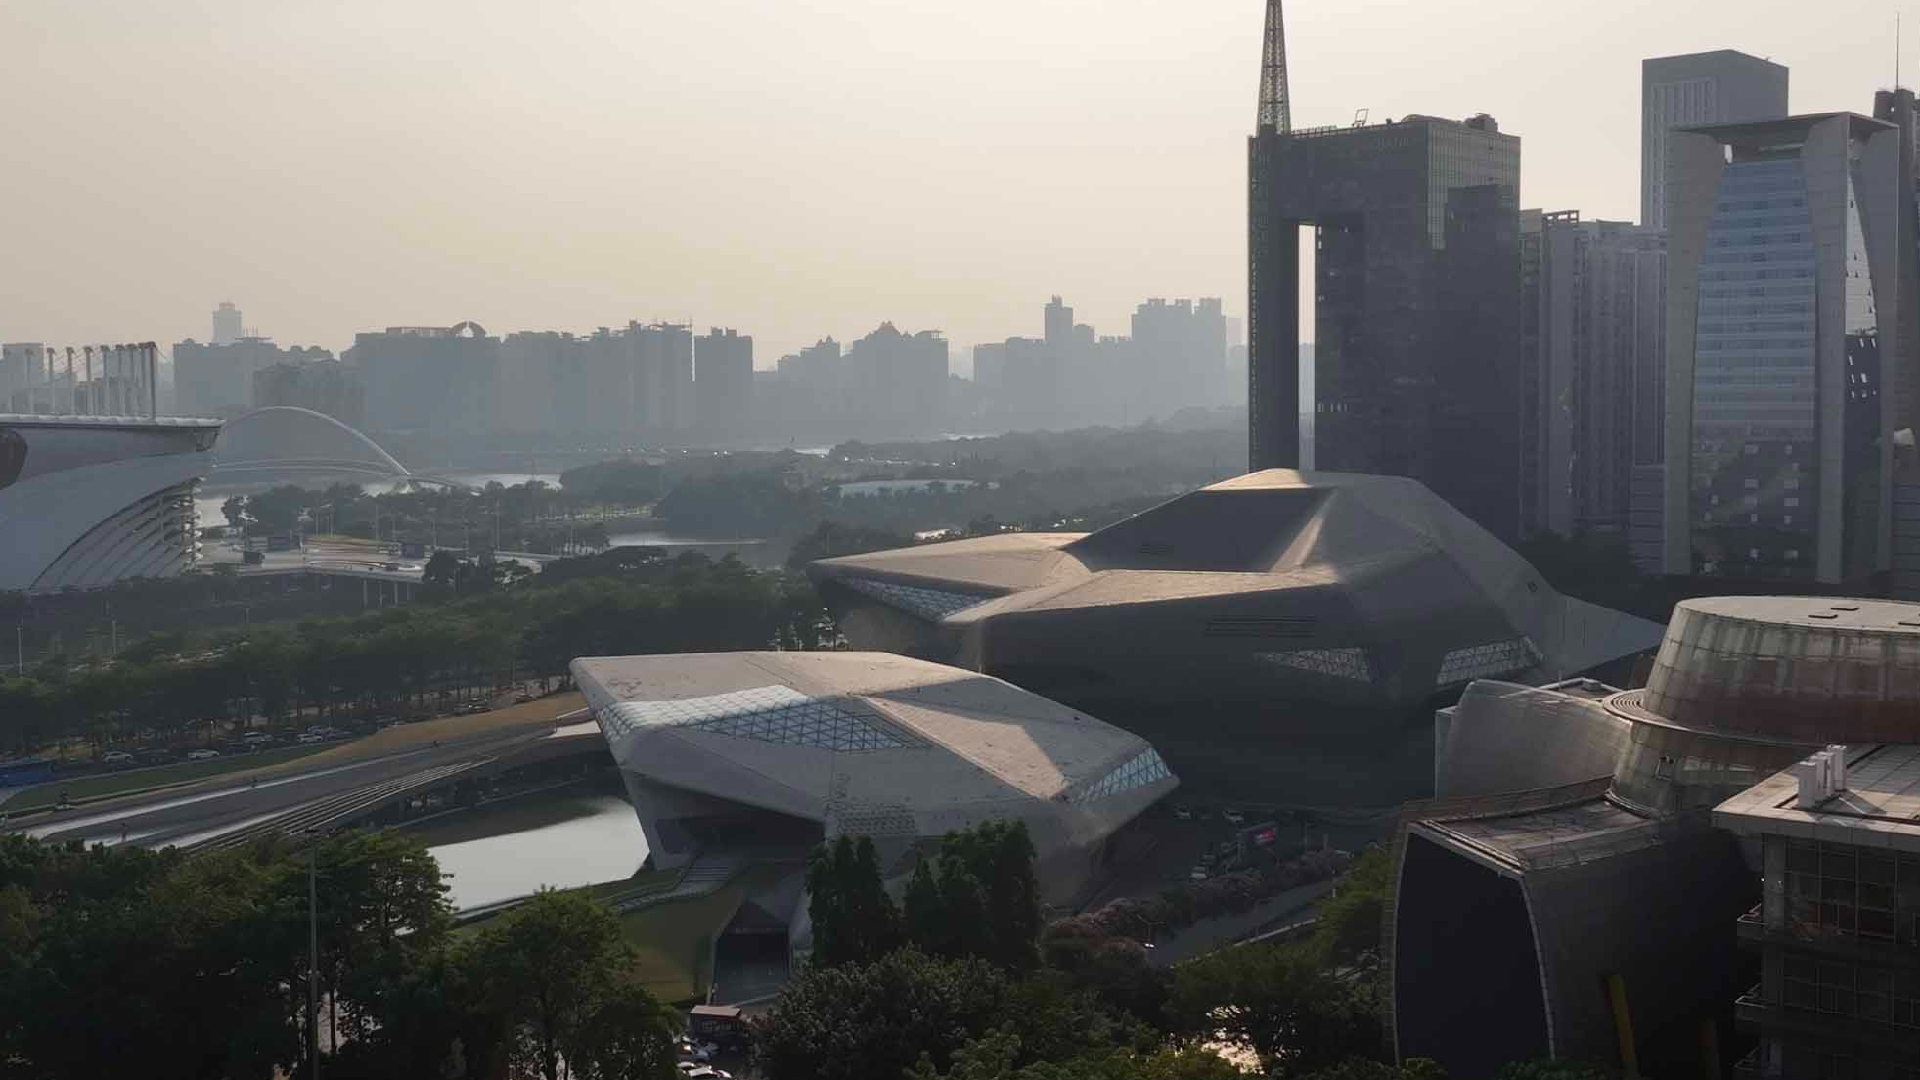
[570,651,1177,899]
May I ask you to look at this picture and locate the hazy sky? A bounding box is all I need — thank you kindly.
[0,1,1907,370]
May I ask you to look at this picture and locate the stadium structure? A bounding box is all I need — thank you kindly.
[808,469,1664,806]
[569,650,1178,909]
[1388,597,1920,1078]
[0,413,221,592]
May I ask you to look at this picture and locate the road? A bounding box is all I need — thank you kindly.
[6,707,585,850]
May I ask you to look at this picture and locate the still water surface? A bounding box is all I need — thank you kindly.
[412,789,650,911]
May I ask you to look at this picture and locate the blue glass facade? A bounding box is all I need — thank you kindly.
[1689,157,1819,578]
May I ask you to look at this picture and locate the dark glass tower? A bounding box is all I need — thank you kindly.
[1247,109,1524,537]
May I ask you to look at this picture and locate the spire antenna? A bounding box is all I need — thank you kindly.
[1257,0,1292,135]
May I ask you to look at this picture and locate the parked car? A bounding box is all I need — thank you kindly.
[514,693,535,704]
[1188,865,1210,882]
[1171,803,1192,821]
[460,702,489,716]
[187,749,221,761]
[1222,807,1247,826]
[296,733,324,745]
[101,751,134,767]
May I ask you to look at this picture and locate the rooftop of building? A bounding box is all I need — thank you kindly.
[1643,49,1789,71]
[1679,596,1920,634]
[570,651,1169,807]
[1715,743,1920,851]
[1677,111,1894,142]
[0,413,223,432]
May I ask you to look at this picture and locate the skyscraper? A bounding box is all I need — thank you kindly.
[1520,212,1666,537]
[1641,51,1789,230]
[1246,1,1525,537]
[1663,112,1904,583]
[211,301,243,347]
[346,323,500,439]
[695,327,753,441]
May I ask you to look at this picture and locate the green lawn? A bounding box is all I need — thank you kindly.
[4,745,331,812]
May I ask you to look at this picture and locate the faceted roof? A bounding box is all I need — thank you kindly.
[809,470,1663,703]
[569,651,1175,819]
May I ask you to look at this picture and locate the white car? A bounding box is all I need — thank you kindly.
[1222,808,1247,826]
[296,733,324,745]
[187,749,220,761]
[101,751,134,766]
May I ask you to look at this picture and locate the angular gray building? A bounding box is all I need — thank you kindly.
[809,470,1662,807]
[1663,113,1910,583]
[1246,0,1525,538]
[569,651,1177,907]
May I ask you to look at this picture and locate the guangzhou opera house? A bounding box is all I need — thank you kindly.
[809,470,1665,805]
[0,413,221,592]
[571,650,1178,906]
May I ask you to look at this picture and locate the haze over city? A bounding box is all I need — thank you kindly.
[16,3,1920,1079]
[0,0,1898,363]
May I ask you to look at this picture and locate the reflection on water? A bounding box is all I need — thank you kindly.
[412,787,649,911]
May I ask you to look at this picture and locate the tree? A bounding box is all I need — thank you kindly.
[568,975,681,1080]
[905,820,1042,970]
[1168,941,1384,1077]
[1310,845,1390,969]
[1299,1059,1449,1080]
[753,948,1008,1080]
[473,888,636,1080]
[804,834,901,968]
[1490,1061,1611,1080]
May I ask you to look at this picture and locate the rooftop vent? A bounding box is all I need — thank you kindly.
[1793,745,1849,809]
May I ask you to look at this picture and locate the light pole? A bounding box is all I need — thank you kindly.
[15,625,21,675]
[307,826,323,1080]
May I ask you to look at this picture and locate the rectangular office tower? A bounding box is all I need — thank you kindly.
[1663,113,1910,583]
[1642,51,1790,230]
[1248,113,1524,538]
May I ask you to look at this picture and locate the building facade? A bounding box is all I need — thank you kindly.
[174,337,330,418]
[345,323,500,439]
[695,328,753,442]
[1520,213,1667,536]
[1642,51,1790,231]
[1718,745,1920,1079]
[1663,113,1905,584]
[211,301,244,347]
[1249,111,1525,539]
[251,357,365,430]
[0,414,220,592]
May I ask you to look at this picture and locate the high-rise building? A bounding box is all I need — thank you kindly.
[173,337,331,418]
[1249,107,1524,536]
[695,327,753,441]
[345,323,500,438]
[1663,112,1906,583]
[251,357,366,430]
[1641,51,1789,231]
[211,301,244,347]
[1520,212,1666,537]
[1131,298,1230,417]
[1247,0,1523,536]
[632,321,693,435]
[844,323,947,436]
[499,330,579,437]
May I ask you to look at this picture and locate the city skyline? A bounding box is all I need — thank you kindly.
[0,0,1901,364]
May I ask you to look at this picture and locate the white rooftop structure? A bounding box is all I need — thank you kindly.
[0,414,221,592]
[570,651,1178,903]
